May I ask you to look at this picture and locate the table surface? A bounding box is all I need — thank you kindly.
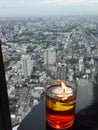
[18,82,98,130]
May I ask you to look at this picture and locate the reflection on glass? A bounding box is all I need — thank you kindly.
[0,2,98,126]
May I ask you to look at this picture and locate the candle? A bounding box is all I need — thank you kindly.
[46,80,76,129]
[52,80,73,100]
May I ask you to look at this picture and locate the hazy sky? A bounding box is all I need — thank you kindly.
[0,0,98,17]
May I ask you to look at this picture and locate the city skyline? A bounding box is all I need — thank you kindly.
[0,0,98,17]
[1,13,98,126]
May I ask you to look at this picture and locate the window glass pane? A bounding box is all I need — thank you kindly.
[0,0,98,127]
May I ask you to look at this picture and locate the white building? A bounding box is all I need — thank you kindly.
[44,48,56,65]
[79,57,84,72]
[21,55,33,79]
[8,86,16,98]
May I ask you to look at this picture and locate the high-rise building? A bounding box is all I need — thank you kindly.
[56,63,67,80]
[21,55,33,79]
[79,57,84,72]
[44,48,56,65]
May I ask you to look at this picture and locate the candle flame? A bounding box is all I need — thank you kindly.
[55,79,72,94]
[54,79,73,100]
[61,82,67,92]
[55,79,67,91]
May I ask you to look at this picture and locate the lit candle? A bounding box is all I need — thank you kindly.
[46,79,77,129]
[51,80,74,100]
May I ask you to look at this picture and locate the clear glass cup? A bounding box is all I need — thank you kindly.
[46,80,77,129]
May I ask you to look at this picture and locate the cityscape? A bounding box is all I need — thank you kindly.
[0,15,98,126]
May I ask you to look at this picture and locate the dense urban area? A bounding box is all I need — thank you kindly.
[0,15,98,126]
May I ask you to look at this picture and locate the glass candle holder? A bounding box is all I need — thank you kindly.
[46,80,77,129]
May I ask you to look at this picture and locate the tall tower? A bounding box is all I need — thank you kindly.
[79,57,84,72]
[21,55,33,79]
[56,63,66,80]
[44,48,56,65]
